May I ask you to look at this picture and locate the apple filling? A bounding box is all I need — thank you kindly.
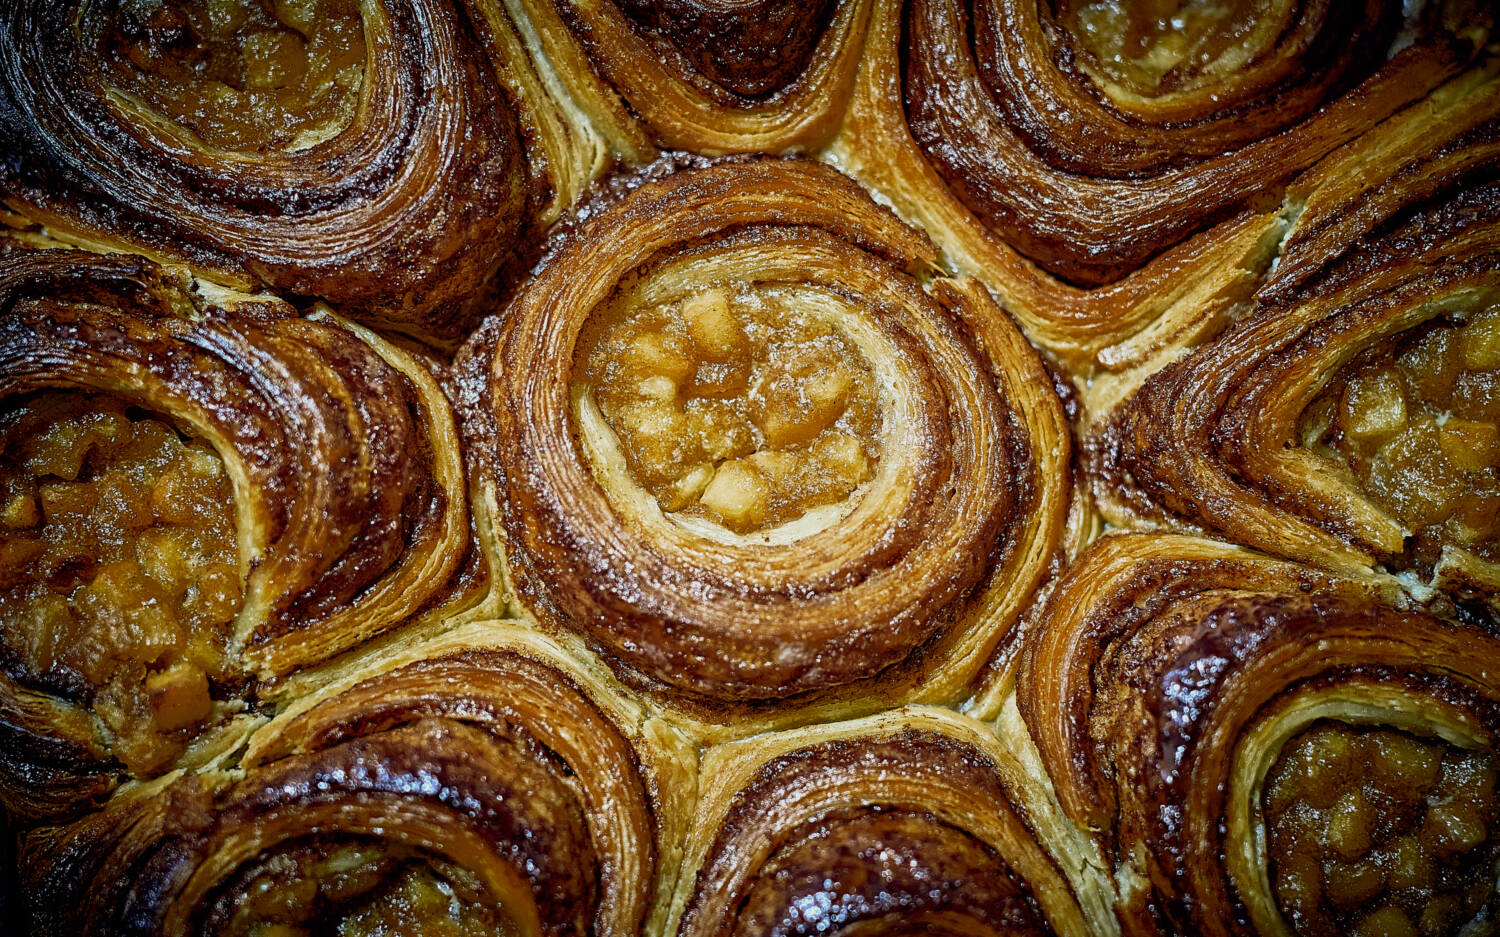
[1300,305,1500,572]
[580,286,882,535]
[1263,720,1499,937]
[87,0,367,152]
[0,392,242,774]
[218,839,518,937]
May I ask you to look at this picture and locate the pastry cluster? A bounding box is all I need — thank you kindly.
[0,1,1496,935]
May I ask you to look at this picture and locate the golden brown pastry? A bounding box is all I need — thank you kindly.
[0,244,473,818]
[475,156,1082,731]
[1091,70,1500,611]
[834,0,1495,368]
[19,622,693,937]
[1020,533,1500,937]
[0,3,1496,935]
[670,706,1104,936]
[511,0,868,155]
[0,0,607,346]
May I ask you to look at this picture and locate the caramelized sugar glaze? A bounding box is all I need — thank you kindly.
[0,0,557,344]
[1016,534,1500,937]
[487,158,1075,712]
[0,0,1498,934]
[23,640,679,937]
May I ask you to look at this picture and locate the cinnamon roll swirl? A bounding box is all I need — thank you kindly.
[0,0,597,345]
[0,245,471,817]
[20,623,690,937]
[672,707,1101,936]
[479,157,1080,726]
[1021,532,1500,937]
[1093,73,1500,610]
[835,0,1495,367]
[514,0,869,154]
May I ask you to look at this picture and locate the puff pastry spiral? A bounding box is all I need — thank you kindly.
[1,1,1496,936]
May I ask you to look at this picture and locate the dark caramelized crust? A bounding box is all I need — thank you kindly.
[1018,533,1500,937]
[484,158,1077,713]
[1092,81,1500,608]
[516,0,869,152]
[676,717,1090,936]
[0,245,472,818]
[0,0,545,345]
[901,0,1487,285]
[20,643,670,937]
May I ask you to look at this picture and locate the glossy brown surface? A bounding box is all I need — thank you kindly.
[1264,721,1500,937]
[525,0,867,152]
[580,285,880,532]
[0,393,238,774]
[22,647,664,937]
[1093,81,1500,605]
[490,158,1052,705]
[679,727,1068,937]
[902,0,1487,283]
[0,246,472,824]
[1018,534,1500,937]
[0,0,541,344]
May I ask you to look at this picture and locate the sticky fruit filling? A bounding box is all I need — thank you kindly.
[1300,305,1500,571]
[0,392,242,774]
[1263,720,1500,937]
[88,0,367,152]
[579,285,882,535]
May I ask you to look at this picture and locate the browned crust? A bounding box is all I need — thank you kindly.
[0,245,477,818]
[680,729,1062,936]
[20,647,659,937]
[485,157,1071,708]
[1018,533,1500,936]
[0,0,546,346]
[901,0,1485,285]
[1088,98,1500,596]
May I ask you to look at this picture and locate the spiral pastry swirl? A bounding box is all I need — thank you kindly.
[0,244,470,816]
[1021,533,1500,937]
[19,624,689,937]
[517,0,869,154]
[835,0,1494,366]
[0,0,588,345]
[1093,74,1500,610]
[672,707,1098,936]
[480,157,1077,721]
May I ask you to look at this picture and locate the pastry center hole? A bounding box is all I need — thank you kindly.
[85,0,367,153]
[1262,720,1500,937]
[579,285,882,535]
[215,838,520,937]
[1298,303,1500,572]
[1054,0,1291,96]
[0,391,242,774]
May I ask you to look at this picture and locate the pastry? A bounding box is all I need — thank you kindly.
[478,156,1082,733]
[0,0,609,345]
[0,245,475,819]
[0,2,1495,936]
[1020,533,1500,936]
